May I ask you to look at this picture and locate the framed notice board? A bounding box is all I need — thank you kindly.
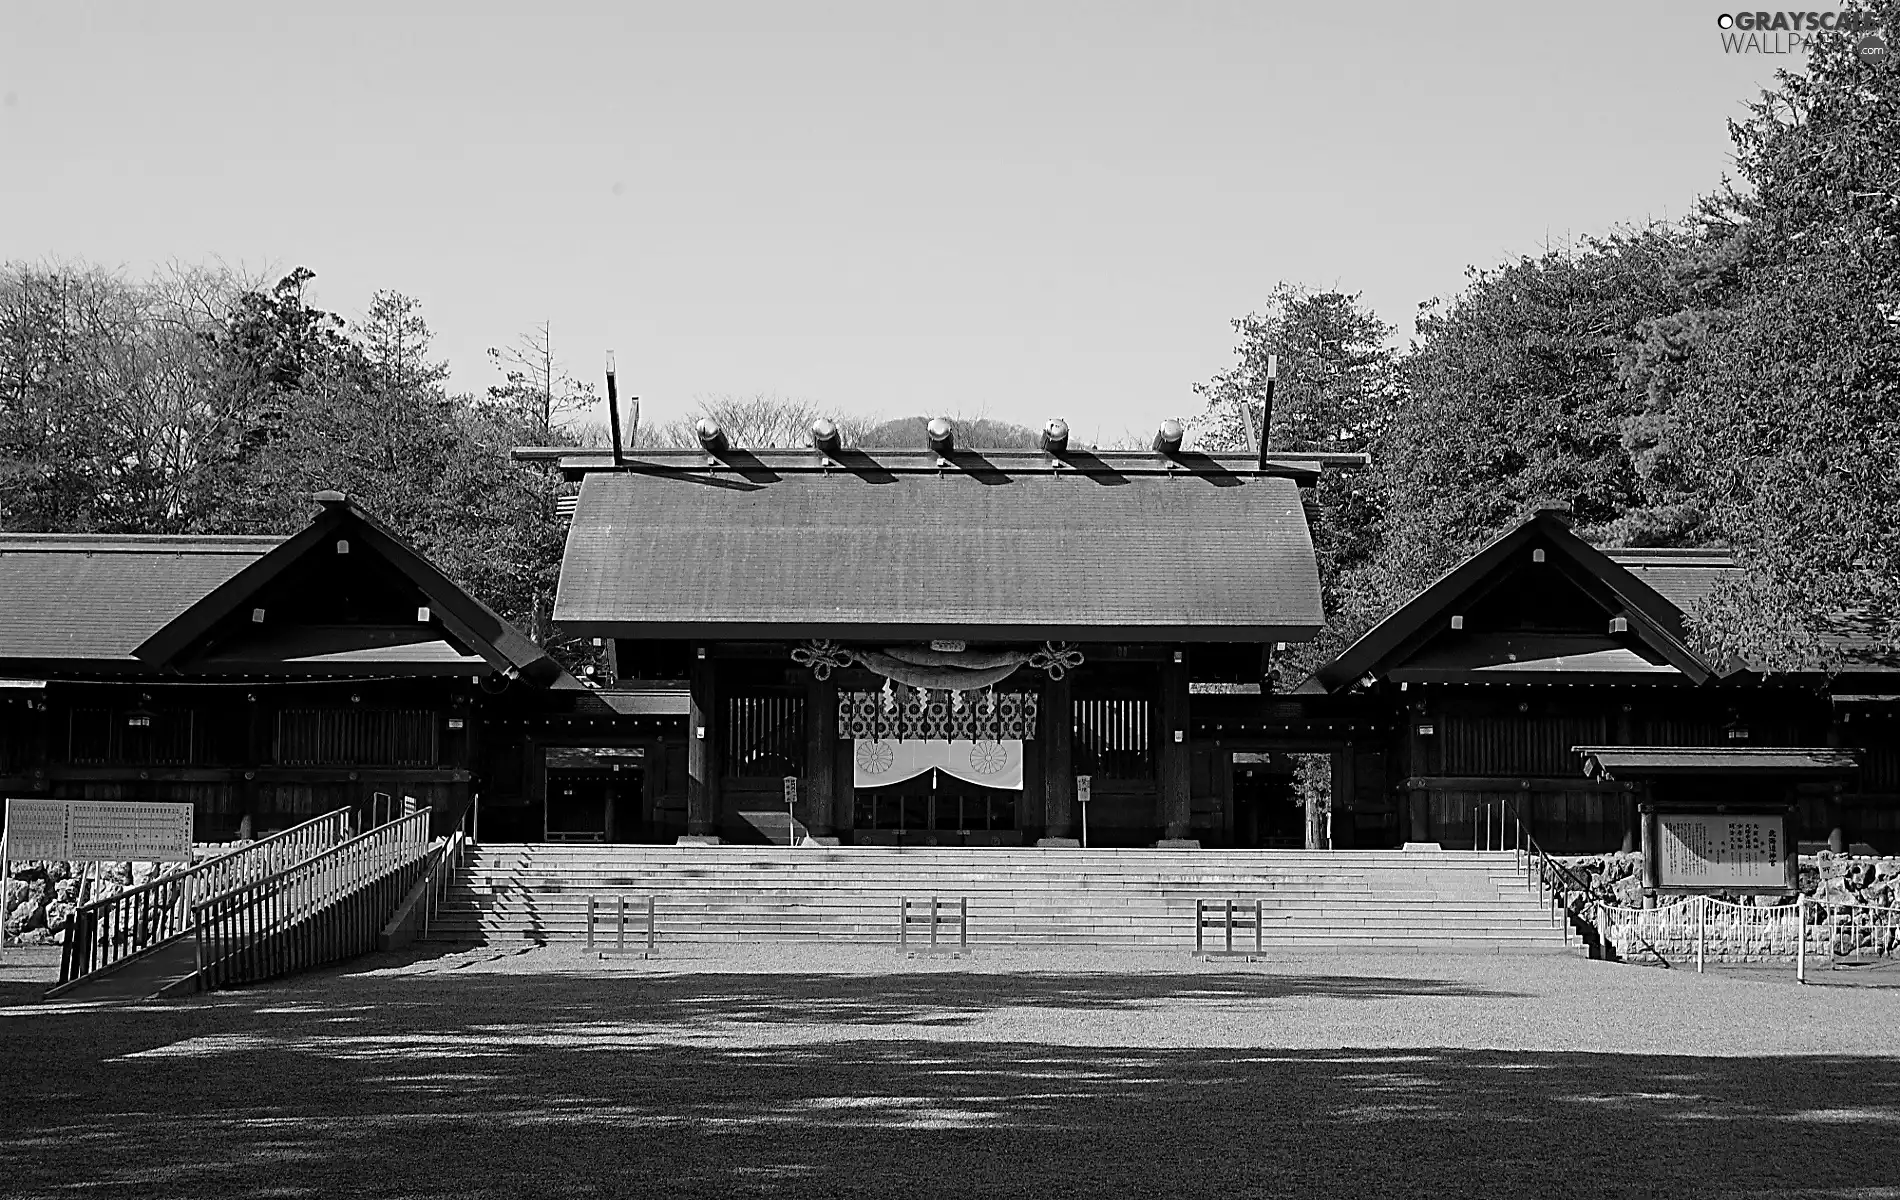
[1644,808,1794,894]
[3,799,194,863]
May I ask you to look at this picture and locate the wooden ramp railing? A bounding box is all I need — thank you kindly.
[52,809,356,996]
[194,812,433,991]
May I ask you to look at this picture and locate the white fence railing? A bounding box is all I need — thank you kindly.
[1595,895,1900,980]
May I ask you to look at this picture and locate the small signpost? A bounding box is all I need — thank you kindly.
[1075,774,1092,848]
[783,775,799,847]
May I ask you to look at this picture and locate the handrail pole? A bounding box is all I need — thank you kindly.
[1796,895,1807,984]
[931,896,939,949]
[647,895,656,955]
[618,895,627,954]
[1225,898,1235,955]
[1196,899,1204,954]
[587,896,596,951]
[1255,899,1263,955]
[960,897,968,950]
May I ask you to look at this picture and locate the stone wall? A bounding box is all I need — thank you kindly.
[1548,851,1900,908]
[2,844,247,946]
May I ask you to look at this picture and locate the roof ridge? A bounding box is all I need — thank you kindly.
[1602,547,1736,563]
[0,536,283,554]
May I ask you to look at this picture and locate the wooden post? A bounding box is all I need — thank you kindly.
[805,674,836,838]
[687,651,718,838]
[1824,785,1846,854]
[1044,675,1074,839]
[1159,653,1191,841]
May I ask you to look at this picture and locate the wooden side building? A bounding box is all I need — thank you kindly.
[1300,508,1898,855]
[0,493,584,839]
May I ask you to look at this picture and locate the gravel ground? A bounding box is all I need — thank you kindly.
[1,943,1896,1199]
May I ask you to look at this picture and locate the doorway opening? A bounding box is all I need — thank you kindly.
[853,769,1021,846]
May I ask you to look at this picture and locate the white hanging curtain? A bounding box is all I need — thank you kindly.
[852,739,1024,790]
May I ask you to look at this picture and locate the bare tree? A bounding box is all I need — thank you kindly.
[0,259,258,531]
[485,322,595,443]
[647,393,875,449]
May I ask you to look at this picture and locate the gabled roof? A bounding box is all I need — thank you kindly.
[0,535,280,668]
[1309,510,1716,693]
[556,464,1325,642]
[132,493,578,688]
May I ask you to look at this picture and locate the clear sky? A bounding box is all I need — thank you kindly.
[1,1,1808,442]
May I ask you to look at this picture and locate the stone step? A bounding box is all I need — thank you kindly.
[419,929,1569,952]
[432,845,1574,952]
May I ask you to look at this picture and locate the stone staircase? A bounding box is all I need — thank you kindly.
[421,845,1577,954]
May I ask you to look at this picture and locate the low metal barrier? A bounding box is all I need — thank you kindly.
[193,811,432,990]
[899,896,968,954]
[54,808,355,993]
[586,895,658,957]
[1194,898,1276,957]
[1805,900,1900,982]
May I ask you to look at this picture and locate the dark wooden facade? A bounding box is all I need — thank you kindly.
[542,644,1386,849]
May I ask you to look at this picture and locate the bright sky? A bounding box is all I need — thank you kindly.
[1,1,1809,442]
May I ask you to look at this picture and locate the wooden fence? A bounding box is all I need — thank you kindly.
[192,811,432,990]
[55,808,355,991]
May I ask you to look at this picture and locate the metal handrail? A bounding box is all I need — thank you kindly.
[1477,799,1602,952]
[55,808,355,989]
[418,828,468,940]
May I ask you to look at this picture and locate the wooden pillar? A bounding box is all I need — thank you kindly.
[1409,790,1430,844]
[687,652,718,837]
[1407,705,1431,844]
[1043,675,1074,839]
[1620,787,1639,854]
[833,737,854,838]
[1159,653,1191,841]
[805,674,836,837]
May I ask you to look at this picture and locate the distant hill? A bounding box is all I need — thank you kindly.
[854,416,1040,450]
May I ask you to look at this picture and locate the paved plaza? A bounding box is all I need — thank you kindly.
[2,945,1896,1198]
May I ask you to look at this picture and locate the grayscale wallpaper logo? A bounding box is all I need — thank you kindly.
[1715,10,1888,58]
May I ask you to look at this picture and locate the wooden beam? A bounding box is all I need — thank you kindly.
[1400,776,1627,793]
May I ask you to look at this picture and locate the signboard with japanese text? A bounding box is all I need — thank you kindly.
[3,799,194,863]
[1656,812,1788,891]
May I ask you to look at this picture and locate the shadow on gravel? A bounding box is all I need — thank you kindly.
[2,968,1896,1199]
[374,965,1527,1027]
